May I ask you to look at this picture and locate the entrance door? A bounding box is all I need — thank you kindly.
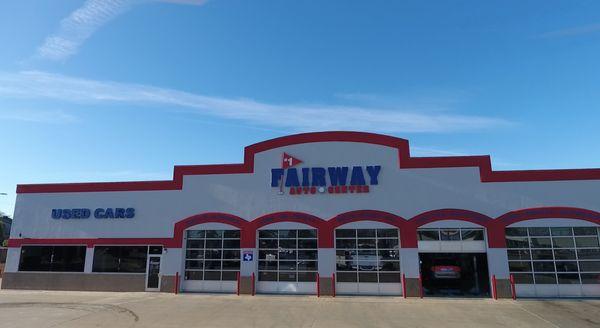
[146,256,161,291]
[419,253,489,297]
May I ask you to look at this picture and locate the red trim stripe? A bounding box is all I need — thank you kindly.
[16,131,600,194]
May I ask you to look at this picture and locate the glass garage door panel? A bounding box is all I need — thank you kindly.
[335,228,401,295]
[258,229,318,292]
[506,226,600,295]
[183,230,241,292]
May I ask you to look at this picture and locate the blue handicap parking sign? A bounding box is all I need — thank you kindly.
[243,251,253,261]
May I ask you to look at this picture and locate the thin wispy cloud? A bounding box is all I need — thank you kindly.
[0,108,78,124]
[539,23,600,39]
[0,70,513,133]
[36,0,206,61]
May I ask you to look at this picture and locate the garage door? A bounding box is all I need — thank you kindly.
[257,229,318,294]
[182,229,241,293]
[335,228,402,295]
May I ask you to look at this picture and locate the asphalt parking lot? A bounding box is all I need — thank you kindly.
[0,290,599,328]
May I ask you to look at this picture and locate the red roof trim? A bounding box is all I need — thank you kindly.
[16,131,600,194]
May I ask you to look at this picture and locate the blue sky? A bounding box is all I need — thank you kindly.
[1,0,600,215]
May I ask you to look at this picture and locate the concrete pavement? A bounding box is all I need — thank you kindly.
[0,290,599,327]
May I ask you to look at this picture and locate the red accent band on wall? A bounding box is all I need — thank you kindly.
[16,131,600,194]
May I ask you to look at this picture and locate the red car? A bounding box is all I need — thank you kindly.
[431,261,461,279]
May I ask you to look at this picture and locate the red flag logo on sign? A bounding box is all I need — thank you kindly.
[282,153,302,169]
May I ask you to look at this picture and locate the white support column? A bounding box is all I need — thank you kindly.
[161,248,183,275]
[400,248,420,278]
[240,248,257,276]
[84,247,94,273]
[487,248,510,279]
[4,247,20,272]
[318,248,335,276]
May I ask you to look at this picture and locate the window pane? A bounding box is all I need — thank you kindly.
[534,273,557,284]
[259,239,277,249]
[336,239,356,249]
[506,237,529,249]
[186,230,205,239]
[359,273,378,282]
[19,246,52,271]
[377,229,398,238]
[377,239,399,249]
[528,227,550,236]
[297,272,317,282]
[507,250,531,261]
[223,240,240,249]
[555,261,578,272]
[279,230,297,239]
[204,250,221,259]
[258,272,277,281]
[50,246,86,272]
[577,249,600,260]
[336,229,356,238]
[185,260,203,269]
[223,230,240,238]
[557,273,580,284]
[533,261,555,272]
[418,230,439,241]
[148,246,163,255]
[512,273,534,284]
[573,227,598,236]
[440,229,460,241]
[205,240,222,249]
[279,239,296,249]
[552,237,574,248]
[299,239,317,249]
[298,250,317,260]
[92,246,119,272]
[336,251,354,271]
[509,261,532,272]
[222,250,240,259]
[530,237,552,248]
[461,229,484,241]
[357,239,376,249]
[279,261,297,270]
[379,250,399,260]
[186,239,204,249]
[259,230,278,238]
[298,229,317,238]
[186,250,204,259]
[337,272,357,282]
[581,273,600,284]
[554,249,576,260]
[204,271,221,281]
[297,261,317,271]
[379,261,400,272]
[579,261,600,272]
[378,272,401,283]
[278,250,296,260]
[222,261,240,270]
[505,227,527,237]
[204,261,221,270]
[258,260,277,270]
[531,250,553,260]
[205,230,223,239]
[222,271,238,281]
[185,271,203,280]
[115,246,148,273]
[576,237,599,248]
[551,227,572,236]
[279,272,296,282]
[259,250,277,260]
[357,229,376,238]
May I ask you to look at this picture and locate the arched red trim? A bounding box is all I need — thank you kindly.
[249,212,327,248]
[327,210,411,247]
[17,131,600,194]
[172,212,250,248]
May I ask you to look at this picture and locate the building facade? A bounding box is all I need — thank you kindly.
[3,132,600,298]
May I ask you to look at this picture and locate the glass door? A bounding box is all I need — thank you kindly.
[146,256,161,291]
